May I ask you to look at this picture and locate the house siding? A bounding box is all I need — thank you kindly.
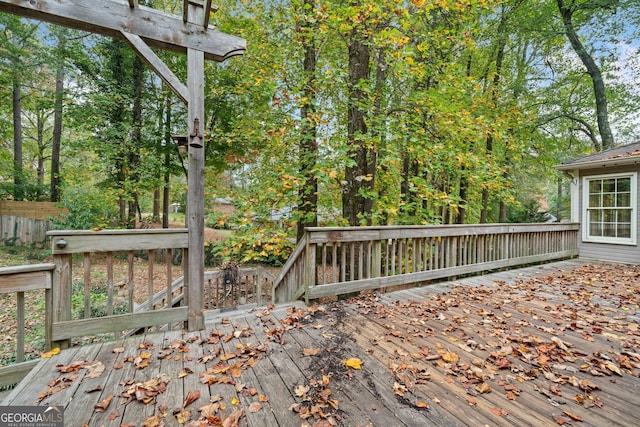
[578,165,640,264]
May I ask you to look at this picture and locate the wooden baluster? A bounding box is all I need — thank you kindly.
[83,252,91,319]
[166,248,173,308]
[107,252,114,316]
[147,250,154,313]
[127,251,134,314]
[16,291,24,363]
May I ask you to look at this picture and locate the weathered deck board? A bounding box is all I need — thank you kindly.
[3,260,640,427]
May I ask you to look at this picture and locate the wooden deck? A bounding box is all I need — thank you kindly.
[3,259,640,426]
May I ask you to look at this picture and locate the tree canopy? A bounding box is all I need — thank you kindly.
[1,0,639,262]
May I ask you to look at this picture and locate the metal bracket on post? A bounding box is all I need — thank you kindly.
[189,117,203,148]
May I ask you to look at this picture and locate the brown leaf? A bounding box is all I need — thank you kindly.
[475,382,491,394]
[554,415,572,425]
[183,390,200,408]
[222,409,246,427]
[491,406,508,417]
[85,361,105,379]
[248,402,263,413]
[106,410,120,421]
[563,411,584,422]
[303,347,320,356]
[94,394,113,412]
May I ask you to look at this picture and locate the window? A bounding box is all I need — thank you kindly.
[583,173,636,245]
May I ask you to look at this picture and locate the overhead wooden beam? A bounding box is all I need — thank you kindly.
[0,0,246,62]
[128,0,137,8]
[182,0,189,23]
[203,0,215,29]
[121,31,189,104]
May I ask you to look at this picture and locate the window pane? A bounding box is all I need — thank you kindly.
[618,224,631,238]
[603,209,615,222]
[603,223,616,237]
[603,194,615,207]
[603,179,616,192]
[617,178,631,192]
[618,209,631,223]
[590,222,602,236]
[589,194,601,207]
[589,210,601,222]
[617,193,630,207]
[589,180,602,193]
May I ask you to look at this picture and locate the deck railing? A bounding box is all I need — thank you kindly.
[273,223,580,303]
[48,229,190,348]
[0,263,54,387]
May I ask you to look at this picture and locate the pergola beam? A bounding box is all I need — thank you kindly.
[121,31,189,104]
[0,0,245,62]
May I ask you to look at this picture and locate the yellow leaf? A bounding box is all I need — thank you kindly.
[345,358,363,370]
[41,347,60,358]
[231,396,240,405]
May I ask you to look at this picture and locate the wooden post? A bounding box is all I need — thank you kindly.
[51,253,72,349]
[304,234,316,305]
[186,3,205,331]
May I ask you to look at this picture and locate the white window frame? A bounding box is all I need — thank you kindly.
[582,172,637,245]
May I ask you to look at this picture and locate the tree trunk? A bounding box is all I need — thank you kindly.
[162,90,172,229]
[128,55,145,228]
[480,28,507,223]
[50,35,65,203]
[556,0,614,151]
[343,22,371,226]
[296,0,318,242]
[12,76,24,201]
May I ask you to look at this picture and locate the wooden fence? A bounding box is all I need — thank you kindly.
[273,223,580,303]
[0,201,68,246]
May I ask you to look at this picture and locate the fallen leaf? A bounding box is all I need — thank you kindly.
[415,401,428,408]
[249,402,263,412]
[475,382,491,394]
[304,347,320,356]
[94,395,113,412]
[175,409,191,424]
[563,410,584,421]
[222,409,245,427]
[491,406,508,417]
[106,410,119,421]
[183,390,200,408]
[85,361,105,378]
[141,415,162,427]
[41,348,60,358]
[345,357,363,370]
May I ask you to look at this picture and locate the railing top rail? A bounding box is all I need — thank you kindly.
[47,228,189,254]
[47,228,188,237]
[0,263,55,276]
[304,223,579,233]
[305,223,579,243]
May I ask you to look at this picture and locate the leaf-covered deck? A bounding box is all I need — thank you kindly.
[3,259,640,426]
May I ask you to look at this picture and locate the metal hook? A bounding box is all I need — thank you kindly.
[189,117,203,148]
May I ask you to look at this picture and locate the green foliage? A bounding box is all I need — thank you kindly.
[50,186,119,230]
[210,223,295,266]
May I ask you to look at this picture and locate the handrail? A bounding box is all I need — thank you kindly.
[0,263,54,387]
[47,228,189,347]
[272,223,580,303]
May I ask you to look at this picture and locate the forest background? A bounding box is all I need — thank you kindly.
[1,0,639,265]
